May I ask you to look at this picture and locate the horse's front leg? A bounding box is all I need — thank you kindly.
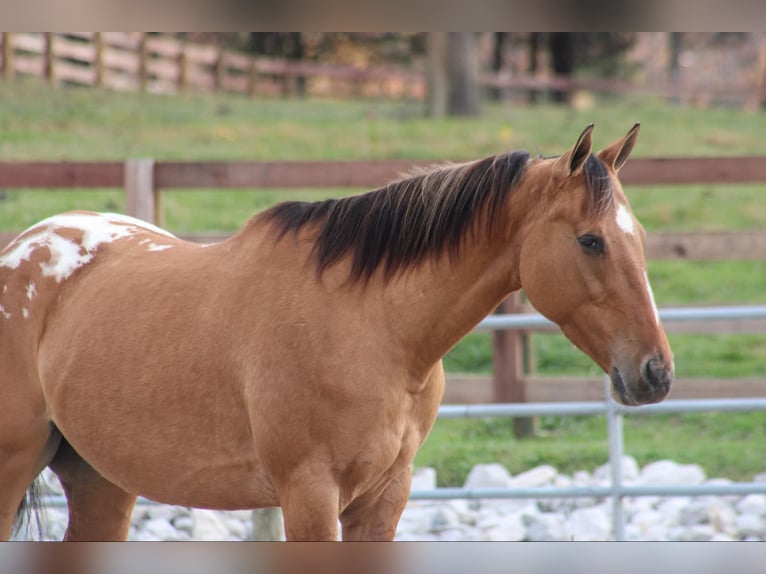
[340,466,411,541]
[278,462,341,541]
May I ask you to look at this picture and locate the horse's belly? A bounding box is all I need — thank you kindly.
[44,364,279,509]
[55,406,279,509]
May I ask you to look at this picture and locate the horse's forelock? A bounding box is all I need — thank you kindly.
[583,154,615,218]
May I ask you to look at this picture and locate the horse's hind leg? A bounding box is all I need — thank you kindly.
[0,420,59,540]
[49,439,137,541]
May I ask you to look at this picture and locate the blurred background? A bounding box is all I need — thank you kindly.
[2,32,766,498]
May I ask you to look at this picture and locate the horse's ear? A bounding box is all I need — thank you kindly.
[597,123,640,173]
[563,124,594,175]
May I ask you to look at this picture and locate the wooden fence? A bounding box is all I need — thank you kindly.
[0,33,426,99]
[2,33,764,105]
[2,156,766,404]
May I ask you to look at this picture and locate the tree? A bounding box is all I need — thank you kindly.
[425,33,448,118]
[247,33,306,97]
[425,32,480,117]
[549,33,576,104]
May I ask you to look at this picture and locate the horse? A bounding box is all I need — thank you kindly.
[0,124,673,541]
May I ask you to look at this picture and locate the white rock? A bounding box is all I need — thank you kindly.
[593,455,640,483]
[736,494,766,517]
[625,496,661,514]
[464,463,513,489]
[146,505,187,522]
[395,531,441,541]
[523,512,569,541]
[430,506,461,532]
[480,499,539,521]
[398,505,436,535]
[567,506,612,540]
[191,509,230,541]
[638,460,706,485]
[437,526,474,541]
[130,530,163,541]
[629,509,669,539]
[510,465,557,488]
[669,524,715,541]
[141,517,189,541]
[446,499,477,526]
[679,501,711,526]
[708,502,739,535]
[736,513,766,539]
[709,533,736,541]
[655,497,691,526]
[173,515,194,535]
[411,467,437,491]
[679,498,738,535]
[484,513,526,541]
[220,514,249,540]
[572,470,591,485]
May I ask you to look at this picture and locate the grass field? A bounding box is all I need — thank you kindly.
[2,79,766,483]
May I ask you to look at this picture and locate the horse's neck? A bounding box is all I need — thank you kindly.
[383,228,523,377]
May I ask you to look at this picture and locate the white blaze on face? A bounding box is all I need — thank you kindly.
[643,270,660,325]
[615,203,635,235]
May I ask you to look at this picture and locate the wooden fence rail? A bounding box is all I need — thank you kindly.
[0,32,427,99]
[2,33,764,104]
[2,156,766,405]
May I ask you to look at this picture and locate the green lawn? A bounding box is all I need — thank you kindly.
[3,79,766,484]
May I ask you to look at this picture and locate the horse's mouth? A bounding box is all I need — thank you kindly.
[609,367,637,406]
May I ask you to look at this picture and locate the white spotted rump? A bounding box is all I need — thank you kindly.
[0,212,178,284]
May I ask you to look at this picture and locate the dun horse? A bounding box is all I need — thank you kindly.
[0,124,673,541]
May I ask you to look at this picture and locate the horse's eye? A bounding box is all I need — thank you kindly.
[578,234,604,254]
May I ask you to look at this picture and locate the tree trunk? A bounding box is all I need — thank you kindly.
[528,32,542,104]
[489,32,508,101]
[668,32,683,104]
[425,32,448,118]
[447,32,480,116]
[248,33,306,97]
[549,32,576,104]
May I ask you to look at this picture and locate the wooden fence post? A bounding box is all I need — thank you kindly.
[138,33,148,92]
[43,33,55,85]
[250,508,285,541]
[214,46,225,92]
[248,58,258,97]
[0,33,11,81]
[177,44,187,92]
[492,292,535,437]
[94,32,104,87]
[125,159,157,224]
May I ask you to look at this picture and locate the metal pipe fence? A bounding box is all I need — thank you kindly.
[412,388,766,541]
[38,304,766,540]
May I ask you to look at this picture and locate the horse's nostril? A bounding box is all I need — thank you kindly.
[643,355,671,390]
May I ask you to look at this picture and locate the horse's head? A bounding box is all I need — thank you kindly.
[517,124,673,406]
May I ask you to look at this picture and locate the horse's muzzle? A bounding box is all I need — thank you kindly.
[610,354,673,406]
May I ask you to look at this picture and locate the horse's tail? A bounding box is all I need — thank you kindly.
[12,477,46,540]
